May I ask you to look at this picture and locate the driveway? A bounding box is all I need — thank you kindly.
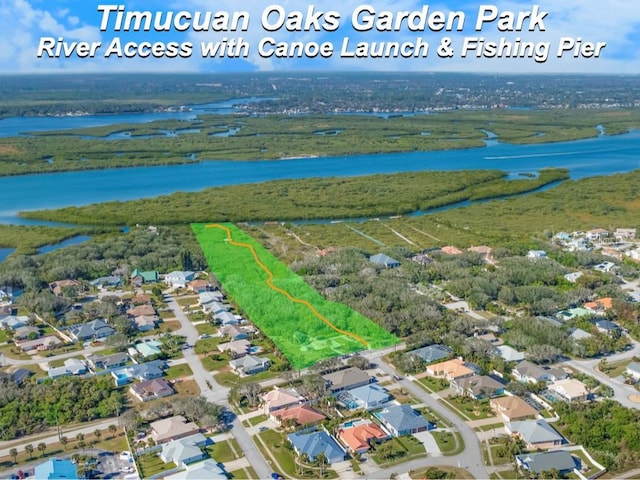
[413,430,442,457]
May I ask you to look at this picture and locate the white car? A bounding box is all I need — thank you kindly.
[119,451,131,460]
[120,466,135,474]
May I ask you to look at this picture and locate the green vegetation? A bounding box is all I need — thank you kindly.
[0,225,102,256]
[137,452,175,478]
[208,439,238,463]
[23,169,568,225]
[164,363,193,379]
[192,223,398,369]
[410,466,474,479]
[0,375,123,440]
[370,436,426,466]
[246,414,268,426]
[555,400,640,471]
[431,431,458,455]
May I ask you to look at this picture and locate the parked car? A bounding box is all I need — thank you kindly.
[120,466,135,474]
[119,451,131,460]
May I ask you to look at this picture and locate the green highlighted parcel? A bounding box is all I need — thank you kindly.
[192,223,398,369]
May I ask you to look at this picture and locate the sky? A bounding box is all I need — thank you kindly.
[2,0,639,74]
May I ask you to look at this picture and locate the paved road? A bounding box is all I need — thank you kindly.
[376,358,489,480]
[166,295,272,479]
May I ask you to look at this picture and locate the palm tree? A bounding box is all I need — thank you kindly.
[9,448,17,464]
[25,444,34,460]
[60,436,69,451]
[94,429,102,443]
[108,424,117,439]
[37,442,47,458]
[316,452,328,479]
[76,432,85,444]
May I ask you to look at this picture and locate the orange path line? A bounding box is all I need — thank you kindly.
[206,224,369,348]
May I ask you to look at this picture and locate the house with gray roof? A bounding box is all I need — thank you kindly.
[288,428,347,464]
[370,253,400,268]
[86,352,129,371]
[0,315,28,330]
[625,361,640,381]
[323,367,373,394]
[48,358,87,379]
[451,375,505,400]
[90,275,122,288]
[112,360,165,386]
[375,404,434,437]
[69,319,115,342]
[496,345,526,362]
[160,433,209,467]
[229,355,270,376]
[11,368,33,385]
[164,271,195,288]
[512,360,548,384]
[569,327,593,342]
[165,459,227,480]
[406,344,451,364]
[13,326,40,341]
[337,384,391,410]
[506,419,565,449]
[516,450,577,476]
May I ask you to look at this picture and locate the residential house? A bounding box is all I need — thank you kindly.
[490,396,538,423]
[0,314,29,330]
[516,450,577,476]
[406,344,452,364]
[584,297,613,315]
[626,361,640,381]
[160,433,209,466]
[548,378,590,403]
[553,232,571,244]
[411,253,432,265]
[198,291,225,311]
[376,404,434,437]
[475,333,503,346]
[130,378,175,402]
[557,307,592,321]
[262,387,305,415]
[337,419,390,454]
[135,340,164,358]
[506,419,565,449]
[369,253,400,268]
[16,335,61,352]
[288,428,347,464]
[49,279,81,297]
[188,279,213,293]
[468,245,493,262]
[593,261,615,273]
[112,360,165,386]
[68,319,115,342]
[496,345,525,363]
[512,360,548,384]
[131,269,159,285]
[134,314,160,332]
[439,245,462,255]
[34,458,78,480]
[219,324,252,340]
[127,304,156,318]
[601,247,624,260]
[527,250,547,259]
[89,275,122,289]
[218,339,251,358]
[451,375,505,399]
[150,415,201,444]
[86,352,129,371]
[0,286,22,302]
[271,404,326,427]
[569,328,593,342]
[10,368,33,385]
[215,311,240,326]
[568,237,590,252]
[564,272,584,283]
[164,271,195,288]
[586,228,609,243]
[425,358,475,382]
[13,326,40,341]
[48,358,87,379]
[165,459,227,480]
[628,248,640,262]
[322,367,373,394]
[594,319,621,336]
[615,228,636,241]
[229,355,270,376]
[337,384,391,410]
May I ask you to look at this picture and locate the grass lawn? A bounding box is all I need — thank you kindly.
[388,388,418,404]
[165,363,193,379]
[177,297,195,308]
[431,431,457,455]
[479,422,505,432]
[371,436,426,467]
[174,379,200,396]
[214,368,282,386]
[194,336,222,355]
[48,355,84,368]
[208,439,238,463]
[418,376,448,392]
[201,354,229,371]
[158,319,180,332]
[443,396,494,421]
[158,310,175,319]
[0,344,34,360]
[193,223,398,369]
[0,330,9,343]
[492,469,520,479]
[489,445,512,465]
[247,414,268,426]
[410,466,474,479]
[195,322,219,335]
[137,452,176,478]
[230,467,259,479]
[420,407,453,428]
[600,359,631,378]
[571,449,601,476]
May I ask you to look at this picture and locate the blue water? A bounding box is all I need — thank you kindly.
[37,235,93,254]
[0,248,15,261]
[0,97,271,137]
[0,129,638,225]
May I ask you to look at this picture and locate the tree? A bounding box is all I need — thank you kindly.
[109,424,117,439]
[25,444,34,459]
[60,436,69,451]
[37,442,47,457]
[9,448,17,464]
[94,429,102,443]
[316,452,327,479]
[76,432,85,444]
[347,354,370,370]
